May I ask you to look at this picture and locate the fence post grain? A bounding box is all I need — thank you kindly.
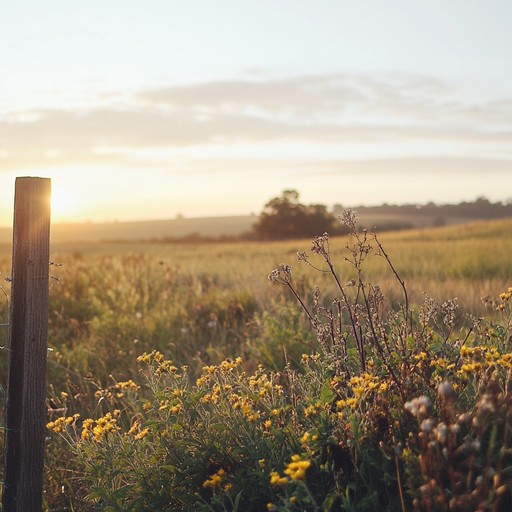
[2,177,51,512]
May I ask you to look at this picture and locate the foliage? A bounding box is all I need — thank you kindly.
[251,190,346,240]
[45,213,512,511]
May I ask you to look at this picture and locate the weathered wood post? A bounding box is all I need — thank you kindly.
[2,177,51,512]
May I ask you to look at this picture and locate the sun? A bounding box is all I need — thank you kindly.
[51,186,79,222]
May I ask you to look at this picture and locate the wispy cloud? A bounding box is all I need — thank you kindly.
[0,73,511,173]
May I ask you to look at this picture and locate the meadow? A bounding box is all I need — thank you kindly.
[1,216,512,510]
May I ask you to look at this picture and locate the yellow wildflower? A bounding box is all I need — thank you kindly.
[203,469,225,488]
[135,428,149,440]
[284,454,311,480]
[270,471,288,486]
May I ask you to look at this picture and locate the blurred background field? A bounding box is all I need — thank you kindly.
[0,217,508,382]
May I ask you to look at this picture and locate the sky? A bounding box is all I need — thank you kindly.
[1,0,511,225]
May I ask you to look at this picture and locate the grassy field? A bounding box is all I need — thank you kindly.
[46,216,512,313]
[0,217,508,379]
[0,208,499,245]
[1,217,511,510]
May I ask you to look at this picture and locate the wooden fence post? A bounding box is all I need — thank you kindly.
[2,177,51,512]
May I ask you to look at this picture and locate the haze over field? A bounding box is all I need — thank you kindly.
[1,1,511,226]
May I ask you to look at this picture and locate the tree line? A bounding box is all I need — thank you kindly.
[103,191,512,243]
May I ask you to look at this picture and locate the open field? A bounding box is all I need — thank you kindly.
[0,208,504,245]
[1,217,511,510]
[0,215,259,245]
[43,216,512,314]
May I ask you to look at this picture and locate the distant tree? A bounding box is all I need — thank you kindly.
[252,190,340,240]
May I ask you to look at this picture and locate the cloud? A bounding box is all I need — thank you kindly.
[0,73,511,173]
[294,155,512,176]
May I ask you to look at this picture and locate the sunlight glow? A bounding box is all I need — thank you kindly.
[51,185,79,222]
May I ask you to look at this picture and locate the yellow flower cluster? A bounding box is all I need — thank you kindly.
[331,372,389,409]
[249,371,284,399]
[203,468,226,488]
[414,351,428,361]
[300,431,318,446]
[126,419,152,440]
[499,287,512,303]
[155,360,178,374]
[304,401,326,417]
[81,412,120,442]
[457,344,512,376]
[230,394,260,422]
[300,352,320,363]
[337,398,358,410]
[136,350,183,377]
[115,379,140,391]
[348,373,381,398]
[201,358,243,376]
[284,454,311,480]
[270,471,288,487]
[47,413,80,433]
[196,358,243,386]
[136,350,165,364]
[135,428,150,440]
[219,357,243,372]
[429,358,455,371]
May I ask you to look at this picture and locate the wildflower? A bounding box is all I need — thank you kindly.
[203,469,226,488]
[268,264,292,284]
[311,233,329,255]
[301,431,311,444]
[64,414,79,426]
[438,380,455,399]
[47,417,66,433]
[346,398,358,409]
[93,425,106,442]
[82,418,94,430]
[196,375,208,387]
[156,361,178,374]
[127,420,142,436]
[420,419,435,433]
[296,251,309,262]
[116,379,140,391]
[135,428,149,440]
[404,396,431,418]
[414,351,427,361]
[270,471,288,486]
[220,359,237,372]
[284,454,311,480]
[136,352,151,364]
[435,423,448,444]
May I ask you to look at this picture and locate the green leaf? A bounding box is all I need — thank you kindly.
[321,378,335,404]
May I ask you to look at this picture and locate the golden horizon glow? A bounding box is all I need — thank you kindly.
[50,185,80,221]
